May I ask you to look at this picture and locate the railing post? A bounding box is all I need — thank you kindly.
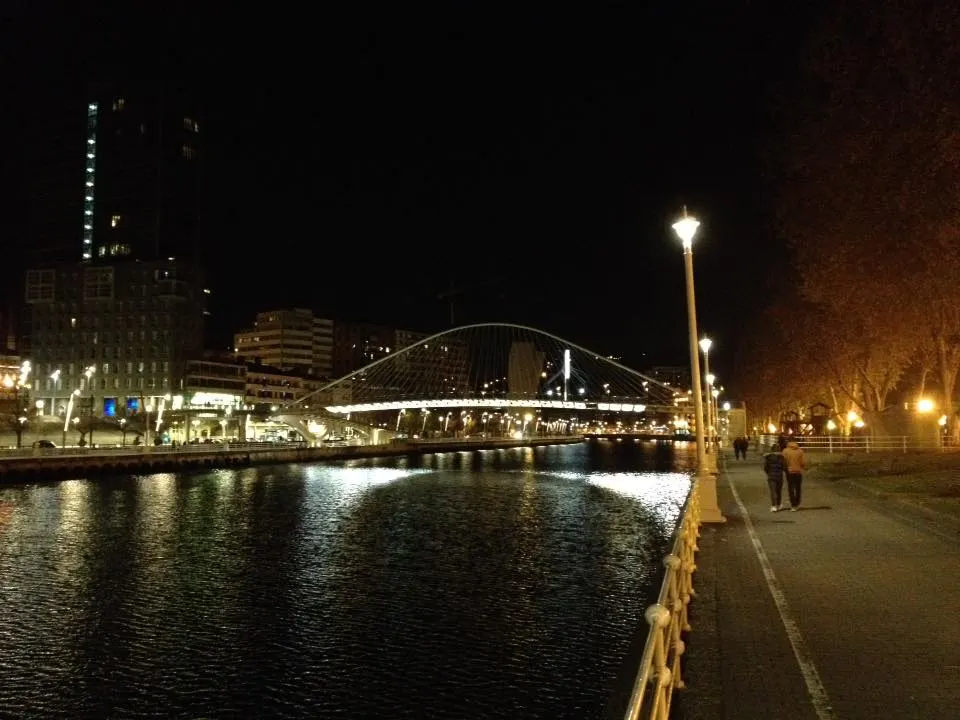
[903,436,907,453]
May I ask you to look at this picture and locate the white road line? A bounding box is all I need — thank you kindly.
[727,476,836,720]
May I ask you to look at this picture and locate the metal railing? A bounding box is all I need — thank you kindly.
[623,478,702,720]
[405,434,582,445]
[758,434,953,453]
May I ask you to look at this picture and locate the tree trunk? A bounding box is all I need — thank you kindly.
[936,335,960,440]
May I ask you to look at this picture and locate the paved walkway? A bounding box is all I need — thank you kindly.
[672,451,960,719]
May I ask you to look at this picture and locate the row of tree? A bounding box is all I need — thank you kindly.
[738,2,960,434]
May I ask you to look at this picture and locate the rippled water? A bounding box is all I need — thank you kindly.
[0,441,693,719]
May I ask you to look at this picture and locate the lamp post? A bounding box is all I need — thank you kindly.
[49,369,61,417]
[84,365,96,447]
[672,208,725,523]
[145,402,155,448]
[63,388,80,447]
[705,372,716,445]
[712,386,721,445]
[699,337,715,460]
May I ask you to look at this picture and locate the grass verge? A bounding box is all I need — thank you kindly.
[808,450,960,521]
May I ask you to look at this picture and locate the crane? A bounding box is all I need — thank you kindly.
[437,275,505,327]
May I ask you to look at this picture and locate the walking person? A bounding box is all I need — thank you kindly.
[763,442,787,512]
[733,436,745,460]
[781,440,807,511]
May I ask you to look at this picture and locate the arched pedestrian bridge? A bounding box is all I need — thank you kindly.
[280,323,690,443]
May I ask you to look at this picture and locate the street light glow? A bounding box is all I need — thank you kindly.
[699,337,712,354]
[672,211,700,249]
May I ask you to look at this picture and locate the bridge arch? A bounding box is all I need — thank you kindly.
[294,322,678,410]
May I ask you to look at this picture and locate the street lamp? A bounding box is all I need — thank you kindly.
[63,388,80,447]
[673,208,725,523]
[699,337,715,454]
[50,369,61,416]
[84,365,96,447]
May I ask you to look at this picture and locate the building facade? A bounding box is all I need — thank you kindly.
[25,259,205,417]
[649,365,692,393]
[21,80,207,419]
[233,309,333,376]
[331,321,397,378]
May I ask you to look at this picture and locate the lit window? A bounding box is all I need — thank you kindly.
[111,214,121,228]
[182,145,195,160]
[112,98,125,111]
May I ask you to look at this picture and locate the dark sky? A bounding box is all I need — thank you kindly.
[0,3,822,388]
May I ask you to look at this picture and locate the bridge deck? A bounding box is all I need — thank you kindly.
[659,452,960,719]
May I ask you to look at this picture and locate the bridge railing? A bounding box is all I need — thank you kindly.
[622,477,701,720]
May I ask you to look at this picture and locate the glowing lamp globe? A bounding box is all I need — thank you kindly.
[672,215,701,249]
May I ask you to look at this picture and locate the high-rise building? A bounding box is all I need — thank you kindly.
[508,341,545,396]
[233,309,334,377]
[649,365,691,393]
[331,321,397,378]
[23,79,202,266]
[20,78,207,418]
[26,259,206,417]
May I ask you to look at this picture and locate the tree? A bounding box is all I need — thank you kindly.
[775,1,960,429]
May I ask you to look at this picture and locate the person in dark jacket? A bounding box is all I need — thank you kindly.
[763,445,787,512]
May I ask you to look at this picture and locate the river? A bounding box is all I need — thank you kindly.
[0,440,694,719]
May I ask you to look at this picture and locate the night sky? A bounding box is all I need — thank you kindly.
[0,3,823,390]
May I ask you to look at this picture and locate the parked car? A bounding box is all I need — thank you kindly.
[33,440,56,449]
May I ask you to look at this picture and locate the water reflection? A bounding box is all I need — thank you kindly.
[0,442,689,718]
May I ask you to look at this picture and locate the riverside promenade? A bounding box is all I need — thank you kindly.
[674,451,960,719]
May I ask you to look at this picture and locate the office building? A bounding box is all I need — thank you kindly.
[21,79,207,417]
[23,79,202,266]
[26,259,206,417]
[508,341,545,396]
[649,365,691,393]
[234,309,334,377]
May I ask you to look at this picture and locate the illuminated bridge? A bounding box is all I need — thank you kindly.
[282,323,690,442]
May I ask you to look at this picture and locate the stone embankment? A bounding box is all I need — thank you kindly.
[0,436,584,482]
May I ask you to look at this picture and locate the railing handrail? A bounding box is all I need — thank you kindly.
[757,433,952,453]
[622,476,701,719]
